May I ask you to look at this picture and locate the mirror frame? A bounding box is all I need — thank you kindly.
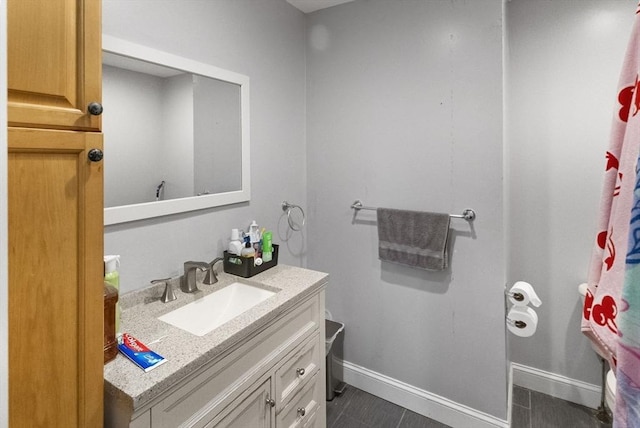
[103,35,250,225]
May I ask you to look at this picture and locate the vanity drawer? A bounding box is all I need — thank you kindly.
[151,294,320,428]
[277,373,321,428]
[275,333,321,410]
[302,410,318,428]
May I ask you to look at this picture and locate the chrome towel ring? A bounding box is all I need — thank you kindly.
[282,201,306,231]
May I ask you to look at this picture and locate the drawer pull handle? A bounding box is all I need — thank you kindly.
[297,407,306,417]
[266,398,276,407]
[296,367,305,376]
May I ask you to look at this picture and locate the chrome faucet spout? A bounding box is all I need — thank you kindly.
[204,257,224,285]
[181,261,209,293]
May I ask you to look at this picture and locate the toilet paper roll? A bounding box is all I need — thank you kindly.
[508,281,541,307]
[507,306,538,337]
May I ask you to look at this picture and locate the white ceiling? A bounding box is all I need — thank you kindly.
[286,0,355,14]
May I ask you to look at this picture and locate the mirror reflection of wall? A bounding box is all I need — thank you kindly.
[102,54,242,209]
[193,75,241,196]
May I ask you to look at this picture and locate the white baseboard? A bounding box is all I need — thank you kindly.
[342,360,508,428]
[511,362,602,409]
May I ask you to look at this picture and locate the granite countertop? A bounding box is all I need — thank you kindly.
[103,264,328,411]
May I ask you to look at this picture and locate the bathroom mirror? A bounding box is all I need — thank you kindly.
[102,35,250,225]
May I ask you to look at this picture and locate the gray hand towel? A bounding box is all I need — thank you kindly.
[376,208,451,271]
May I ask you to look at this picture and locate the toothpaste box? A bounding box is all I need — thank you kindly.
[118,333,167,372]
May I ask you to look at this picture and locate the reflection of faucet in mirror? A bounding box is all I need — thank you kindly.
[181,261,210,293]
[204,258,224,285]
[155,180,165,201]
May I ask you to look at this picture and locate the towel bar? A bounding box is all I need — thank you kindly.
[350,200,476,221]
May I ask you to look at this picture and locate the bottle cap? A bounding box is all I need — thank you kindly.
[104,255,120,273]
[231,228,240,241]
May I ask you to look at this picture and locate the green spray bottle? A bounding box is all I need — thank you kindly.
[104,255,121,335]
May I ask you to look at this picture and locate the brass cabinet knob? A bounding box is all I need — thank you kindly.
[296,367,305,376]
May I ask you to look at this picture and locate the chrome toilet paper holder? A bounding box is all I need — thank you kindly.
[505,282,540,334]
[506,317,527,329]
[505,290,526,328]
[506,290,525,302]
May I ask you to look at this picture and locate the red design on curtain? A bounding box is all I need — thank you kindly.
[618,75,640,122]
[606,151,619,171]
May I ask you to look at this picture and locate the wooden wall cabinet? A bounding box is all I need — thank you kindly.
[8,0,102,131]
[7,0,104,426]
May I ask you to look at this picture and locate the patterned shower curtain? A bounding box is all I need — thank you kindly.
[582,4,640,427]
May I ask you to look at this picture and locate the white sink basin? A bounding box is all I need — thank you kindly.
[158,282,276,336]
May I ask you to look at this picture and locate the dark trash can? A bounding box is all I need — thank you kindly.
[325,319,345,401]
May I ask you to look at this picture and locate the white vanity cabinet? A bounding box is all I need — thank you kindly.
[210,378,272,427]
[209,334,322,428]
[113,287,326,428]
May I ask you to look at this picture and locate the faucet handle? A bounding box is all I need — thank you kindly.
[152,278,176,303]
[203,257,224,285]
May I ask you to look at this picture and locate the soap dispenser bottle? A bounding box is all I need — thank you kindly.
[103,283,118,364]
[241,242,255,258]
[228,228,243,256]
[104,255,121,335]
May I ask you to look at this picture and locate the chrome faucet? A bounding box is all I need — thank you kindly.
[204,257,224,285]
[181,261,210,293]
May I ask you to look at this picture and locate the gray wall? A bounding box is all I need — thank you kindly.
[103,0,308,293]
[506,0,636,386]
[194,76,242,195]
[161,73,195,200]
[306,0,507,420]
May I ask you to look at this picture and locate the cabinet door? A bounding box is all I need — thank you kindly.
[8,128,104,427]
[206,378,273,428]
[7,0,102,131]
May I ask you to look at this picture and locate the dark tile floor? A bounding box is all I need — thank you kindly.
[511,385,612,428]
[327,384,613,428]
[326,385,450,428]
